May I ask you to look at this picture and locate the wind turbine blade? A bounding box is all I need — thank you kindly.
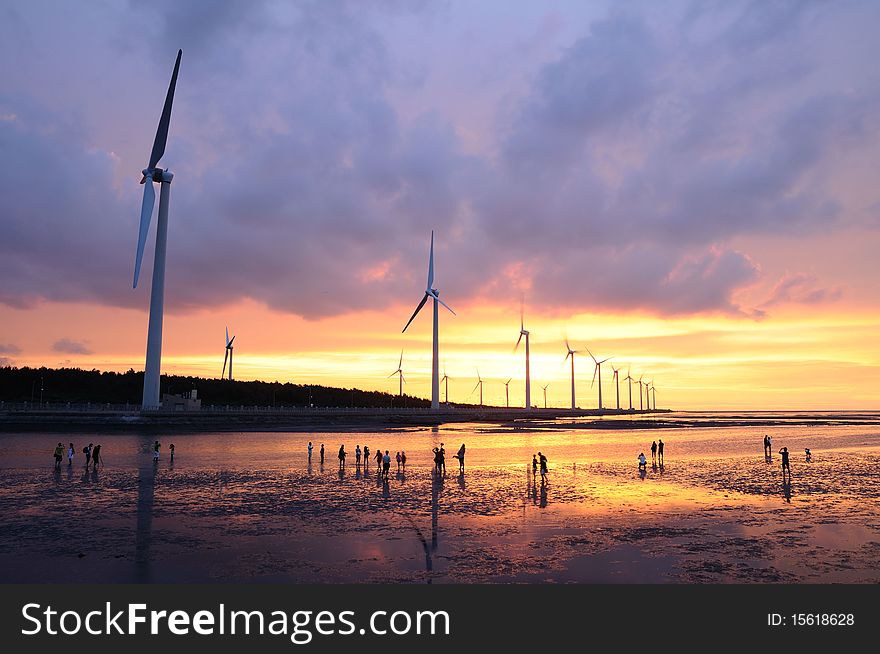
[506,378,512,385]
[387,371,398,379]
[472,381,480,394]
[399,350,403,369]
[225,326,229,346]
[591,365,598,388]
[401,373,406,385]
[228,335,235,347]
[586,347,597,364]
[429,292,456,315]
[402,293,429,332]
[148,49,182,170]
[426,230,434,291]
[132,180,156,288]
[564,351,571,363]
[222,349,228,379]
[514,332,523,352]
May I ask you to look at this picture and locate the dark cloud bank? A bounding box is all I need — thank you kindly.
[1,0,874,322]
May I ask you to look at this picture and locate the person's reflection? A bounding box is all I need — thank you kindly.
[782,479,792,503]
[382,478,390,498]
[457,471,465,490]
[307,462,313,477]
[539,478,548,508]
[135,451,158,583]
[355,466,361,481]
[639,467,647,481]
[338,467,345,481]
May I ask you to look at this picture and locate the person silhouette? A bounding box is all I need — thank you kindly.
[538,452,548,482]
[363,445,370,468]
[169,443,175,463]
[396,451,402,472]
[439,443,447,475]
[401,451,407,471]
[805,448,812,462]
[531,454,538,477]
[779,446,791,481]
[338,445,346,468]
[153,440,161,463]
[355,445,361,467]
[657,439,664,465]
[320,443,325,464]
[454,444,465,472]
[650,441,657,464]
[638,452,647,470]
[382,450,391,480]
[53,443,63,470]
[308,441,313,462]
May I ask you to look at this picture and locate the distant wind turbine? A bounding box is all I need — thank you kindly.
[645,380,653,411]
[221,327,235,380]
[388,350,406,397]
[471,369,484,407]
[541,383,550,409]
[441,364,450,404]
[514,302,531,410]
[402,231,456,411]
[637,375,645,411]
[132,49,183,409]
[563,338,582,410]
[651,384,658,410]
[587,348,612,410]
[624,368,634,411]
[610,365,620,410]
[503,378,512,408]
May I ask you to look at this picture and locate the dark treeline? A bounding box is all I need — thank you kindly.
[0,366,430,408]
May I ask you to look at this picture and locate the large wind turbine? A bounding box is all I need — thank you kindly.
[541,383,550,409]
[388,351,405,397]
[402,231,455,410]
[503,378,512,408]
[563,338,582,410]
[610,365,620,410]
[222,327,235,381]
[587,348,611,410]
[624,368,634,411]
[471,370,484,407]
[132,49,182,409]
[514,304,531,410]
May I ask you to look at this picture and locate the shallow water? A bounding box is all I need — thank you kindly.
[1,416,878,583]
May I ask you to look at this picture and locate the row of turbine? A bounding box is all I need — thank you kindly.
[395,231,659,411]
[128,50,660,411]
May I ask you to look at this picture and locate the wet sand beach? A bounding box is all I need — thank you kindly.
[1,414,878,583]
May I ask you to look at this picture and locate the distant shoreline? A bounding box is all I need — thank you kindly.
[0,407,877,434]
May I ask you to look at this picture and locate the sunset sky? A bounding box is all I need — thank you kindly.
[2,0,879,410]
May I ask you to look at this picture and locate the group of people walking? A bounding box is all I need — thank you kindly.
[53,442,101,471]
[306,440,466,479]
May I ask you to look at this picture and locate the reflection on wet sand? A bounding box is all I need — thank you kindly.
[0,424,879,583]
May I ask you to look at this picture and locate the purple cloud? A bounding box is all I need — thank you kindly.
[1,0,878,321]
[52,339,93,355]
[761,273,844,309]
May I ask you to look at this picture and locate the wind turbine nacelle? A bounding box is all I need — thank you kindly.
[141,168,174,184]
